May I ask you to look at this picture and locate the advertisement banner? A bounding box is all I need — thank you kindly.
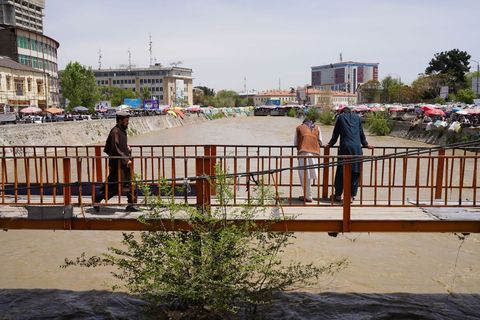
[124,98,142,108]
[144,99,159,110]
[439,86,449,99]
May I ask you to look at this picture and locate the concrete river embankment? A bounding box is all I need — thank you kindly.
[0,113,210,147]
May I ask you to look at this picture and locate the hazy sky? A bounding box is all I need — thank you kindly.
[44,0,479,92]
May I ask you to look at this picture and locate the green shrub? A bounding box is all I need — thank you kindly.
[318,109,336,125]
[305,107,320,122]
[62,168,346,317]
[287,107,297,117]
[365,110,392,135]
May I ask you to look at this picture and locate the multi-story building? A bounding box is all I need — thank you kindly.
[298,87,357,108]
[0,56,48,112]
[0,0,45,33]
[0,1,60,108]
[93,64,193,106]
[311,61,379,94]
[253,90,297,106]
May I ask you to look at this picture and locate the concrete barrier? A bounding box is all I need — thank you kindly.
[0,114,210,147]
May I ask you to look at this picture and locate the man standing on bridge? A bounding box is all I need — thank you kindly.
[294,113,323,203]
[325,107,373,203]
[93,111,139,212]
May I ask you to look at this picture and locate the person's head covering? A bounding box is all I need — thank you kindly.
[341,106,351,113]
[116,111,130,121]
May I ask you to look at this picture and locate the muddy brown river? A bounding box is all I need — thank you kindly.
[1,116,479,319]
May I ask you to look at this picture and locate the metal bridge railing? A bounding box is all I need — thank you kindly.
[1,145,479,210]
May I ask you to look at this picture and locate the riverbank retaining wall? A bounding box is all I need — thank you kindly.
[389,120,480,145]
[0,113,210,147]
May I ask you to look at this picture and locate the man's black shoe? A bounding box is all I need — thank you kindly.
[125,205,141,212]
[93,205,100,213]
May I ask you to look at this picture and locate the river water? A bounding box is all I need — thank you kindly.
[1,116,479,319]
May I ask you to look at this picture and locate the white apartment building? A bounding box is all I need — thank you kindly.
[93,65,194,106]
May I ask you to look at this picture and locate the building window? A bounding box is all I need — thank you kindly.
[37,80,44,95]
[6,76,11,90]
[14,78,25,96]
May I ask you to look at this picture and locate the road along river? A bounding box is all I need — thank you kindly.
[1,116,479,319]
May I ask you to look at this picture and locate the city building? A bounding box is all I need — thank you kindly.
[93,64,193,106]
[0,0,45,33]
[311,61,379,94]
[0,55,48,113]
[297,87,357,108]
[253,90,297,106]
[0,1,60,108]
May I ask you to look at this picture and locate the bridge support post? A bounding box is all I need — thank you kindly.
[322,147,330,199]
[62,158,72,229]
[94,146,103,183]
[435,149,445,200]
[196,157,212,213]
[204,145,217,196]
[343,161,352,232]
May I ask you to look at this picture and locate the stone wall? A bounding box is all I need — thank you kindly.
[0,114,209,147]
[389,120,480,145]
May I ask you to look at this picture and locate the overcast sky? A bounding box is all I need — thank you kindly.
[44,0,479,92]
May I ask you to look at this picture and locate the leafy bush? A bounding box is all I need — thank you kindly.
[318,109,336,125]
[287,107,297,117]
[62,168,346,318]
[365,110,392,135]
[305,107,320,122]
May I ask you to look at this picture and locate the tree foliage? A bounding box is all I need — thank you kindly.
[359,80,381,103]
[99,86,137,107]
[453,88,476,104]
[60,61,99,110]
[425,49,471,93]
[381,76,403,103]
[62,169,346,317]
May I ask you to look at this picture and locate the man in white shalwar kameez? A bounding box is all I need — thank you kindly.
[294,117,322,202]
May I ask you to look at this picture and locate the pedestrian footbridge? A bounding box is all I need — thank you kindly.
[1,143,479,233]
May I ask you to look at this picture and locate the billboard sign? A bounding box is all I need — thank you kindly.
[175,79,185,103]
[144,99,159,110]
[124,98,142,108]
[439,86,449,99]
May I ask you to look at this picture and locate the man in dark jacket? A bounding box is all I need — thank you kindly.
[326,107,373,203]
[93,111,139,212]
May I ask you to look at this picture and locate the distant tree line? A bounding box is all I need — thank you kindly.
[360,49,478,104]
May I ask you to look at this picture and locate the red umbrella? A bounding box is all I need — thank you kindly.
[424,109,445,116]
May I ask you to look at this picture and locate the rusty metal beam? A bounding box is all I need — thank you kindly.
[1,218,479,233]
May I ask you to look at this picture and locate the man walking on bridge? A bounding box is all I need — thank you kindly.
[93,111,139,212]
[294,114,323,202]
[326,107,373,203]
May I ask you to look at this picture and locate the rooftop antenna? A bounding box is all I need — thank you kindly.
[278,78,281,90]
[128,48,132,70]
[243,76,247,93]
[149,33,153,67]
[97,49,102,70]
[340,52,343,62]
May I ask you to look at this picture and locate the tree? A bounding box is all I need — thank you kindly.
[140,87,152,101]
[425,49,471,93]
[454,88,476,104]
[215,90,238,108]
[359,80,381,103]
[100,86,137,107]
[60,62,99,111]
[411,74,448,101]
[381,76,403,103]
[194,86,215,97]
